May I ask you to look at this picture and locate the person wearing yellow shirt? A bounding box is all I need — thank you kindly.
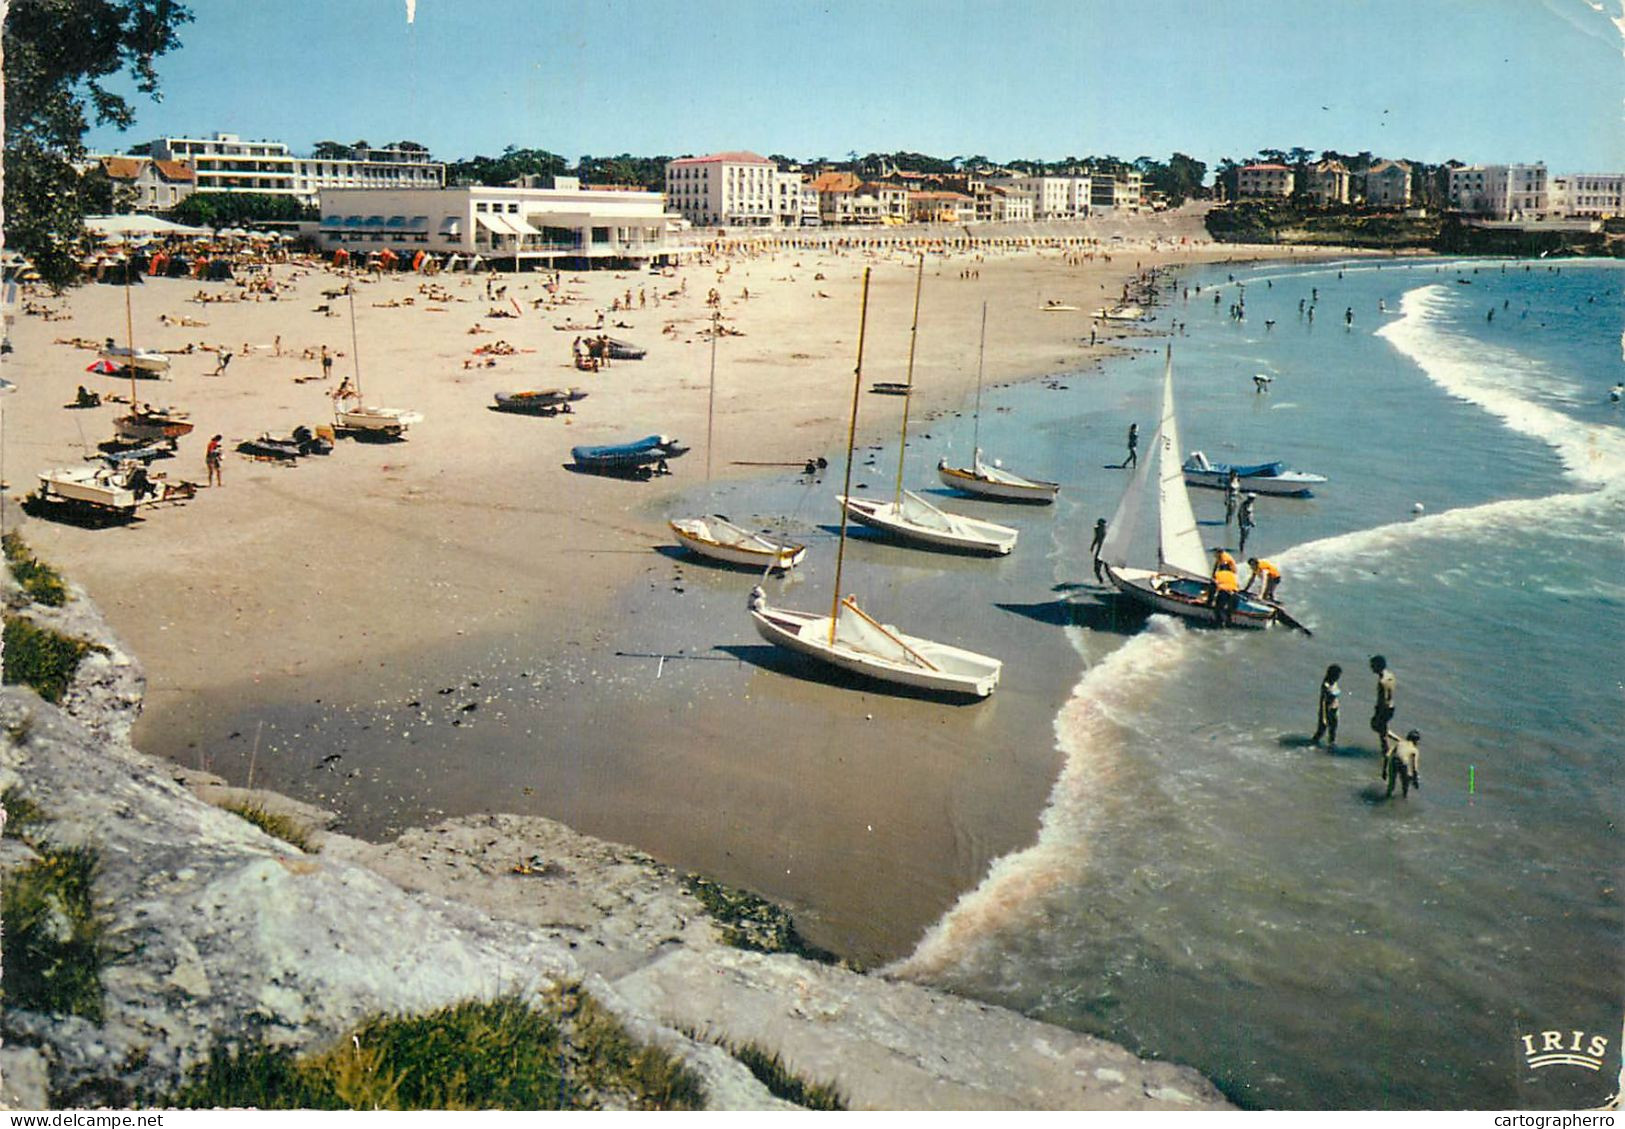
[1246,556,1281,601]
[1209,559,1240,626]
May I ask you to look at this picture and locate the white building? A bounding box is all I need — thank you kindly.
[317,183,681,267]
[142,133,443,205]
[985,175,1091,219]
[1303,160,1350,205]
[1448,163,1548,219]
[774,170,818,226]
[664,151,777,227]
[1555,173,1624,219]
[1236,164,1294,199]
[986,185,1035,223]
[1089,170,1144,210]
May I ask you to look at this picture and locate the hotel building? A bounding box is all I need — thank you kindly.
[138,133,444,205]
[1448,164,1548,219]
[664,152,778,227]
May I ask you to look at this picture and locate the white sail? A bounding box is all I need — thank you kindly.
[898,490,958,533]
[1153,352,1210,579]
[834,598,933,669]
[1099,430,1153,570]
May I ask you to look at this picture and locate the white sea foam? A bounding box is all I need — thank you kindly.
[1376,284,1625,488]
[892,617,1194,980]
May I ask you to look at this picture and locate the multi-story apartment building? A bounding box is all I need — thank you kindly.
[1555,173,1623,218]
[1088,170,1144,210]
[94,156,196,213]
[1303,160,1350,205]
[1362,159,1412,208]
[136,133,443,205]
[1448,163,1548,219]
[907,191,973,224]
[983,175,1092,219]
[318,182,679,266]
[663,151,777,227]
[862,182,909,223]
[1236,163,1295,199]
[773,170,819,226]
[986,185,1035,222]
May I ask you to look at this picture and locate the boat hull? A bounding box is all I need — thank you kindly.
[494,389,586,415]
[114,415,194,444]
[749,603,999,697]
[838,495,1017,555]
[936,460,1059,504]
[99,348,170,375]
[37,468,136,510]
[1105,565,1275,630]
[336,406,421,437]
[571,435,688,470]
[1183,468,1325,497]
[670,517,805,571]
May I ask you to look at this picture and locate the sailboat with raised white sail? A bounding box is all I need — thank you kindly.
[936,302,1059,504]
[836,258,1019,555]
[1098,346,1303,631]
[670,311,806,571]
[749,268,1004,697]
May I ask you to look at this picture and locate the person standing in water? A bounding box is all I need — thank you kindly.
[1237,493,1257,554]
[1386,730,1422,797]
[1312,664,1341,748]
[1224,469,1241,524]
[1370,655,1397,763]
[1090,517,1108,581]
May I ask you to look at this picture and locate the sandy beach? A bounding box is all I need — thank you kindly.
[5,208,1333,961]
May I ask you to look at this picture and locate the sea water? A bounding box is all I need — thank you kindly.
[897,257,1624,1109]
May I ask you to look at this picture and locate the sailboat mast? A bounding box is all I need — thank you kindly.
[346,283,363,398]
[830,267,872,642]
[893,252,924,504]
[971,301,987,456]
[705,309,719,481]
[124,264,137,408]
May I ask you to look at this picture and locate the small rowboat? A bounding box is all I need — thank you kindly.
[1182,450,1327,497]
[749,590,1001,698]
[936,452,1058,504]
[114,406,194,445]
[98,344,170,375]
[335,404,421,439]
[493,388,588,415]
[838,491,1017,555]
[670,515,805,571]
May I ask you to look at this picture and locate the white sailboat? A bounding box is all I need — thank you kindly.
[670,312,806,571]
[109,264,191,446]
[1098,346,1304,632]
[749,268,1004,698]
[333,284,421,439]
[936,302,1059,504]
[838,259,1019,555]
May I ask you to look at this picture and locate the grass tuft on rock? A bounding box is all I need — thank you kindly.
[2,615,106,704]
[3,532,69,607]
[722,1038,847,1110]
[220,801,317,853]
[2,785,49,839]
[0,842,108,1022]
[168,991,706,1111]
[680,873,841,965]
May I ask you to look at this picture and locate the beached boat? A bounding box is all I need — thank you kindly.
[113,405,194,446]
[1099,347,1307,632]
[937,304,1059,504]
[1040,301,1078,312]
[671,311,805,570]
[750,266,1003,697]
[750,593,1002,697]
[493,388,587,416]
[1093,303,1144,321]
[333,284,421,439]
[36,466,140,512]
[603,337,645,361]
[237,428,331,461]
[671,516,805,571]
[838,491,1017,554]
[571,434,687,474]
[1182,450,1327,497]
[97,342,170,375]
[869,381,911,396]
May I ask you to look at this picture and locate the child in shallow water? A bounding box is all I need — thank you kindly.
[1312,664,1341,748]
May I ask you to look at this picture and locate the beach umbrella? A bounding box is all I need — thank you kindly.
[87,359,120,374]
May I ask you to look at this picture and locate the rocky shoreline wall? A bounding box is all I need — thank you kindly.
[0,568,1232,1110]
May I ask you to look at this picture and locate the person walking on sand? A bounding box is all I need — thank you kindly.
[210,349,233,377]
[1312,663,1342,748]
[1090,517,1108,581]
[1124,422,1139,468]
[321,345,333,382]
[1385,729,1421,797]
[1237,493,1256,554]
[1370,655,1397,764]
[205,434,223,487]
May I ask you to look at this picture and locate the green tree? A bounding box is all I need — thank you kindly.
[3,0,193,287]
[170,192,314,228]
[311,140,352,160]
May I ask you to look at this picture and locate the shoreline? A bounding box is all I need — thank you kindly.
[5,208,1381,965]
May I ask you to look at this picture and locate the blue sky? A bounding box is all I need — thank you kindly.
[84,0,1624,174]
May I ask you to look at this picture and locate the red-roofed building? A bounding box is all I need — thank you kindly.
[1237,163,1295,199]
[95,155,196,213]
[665,151,778,227]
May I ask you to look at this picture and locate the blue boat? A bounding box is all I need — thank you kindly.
[570,434,688,476]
